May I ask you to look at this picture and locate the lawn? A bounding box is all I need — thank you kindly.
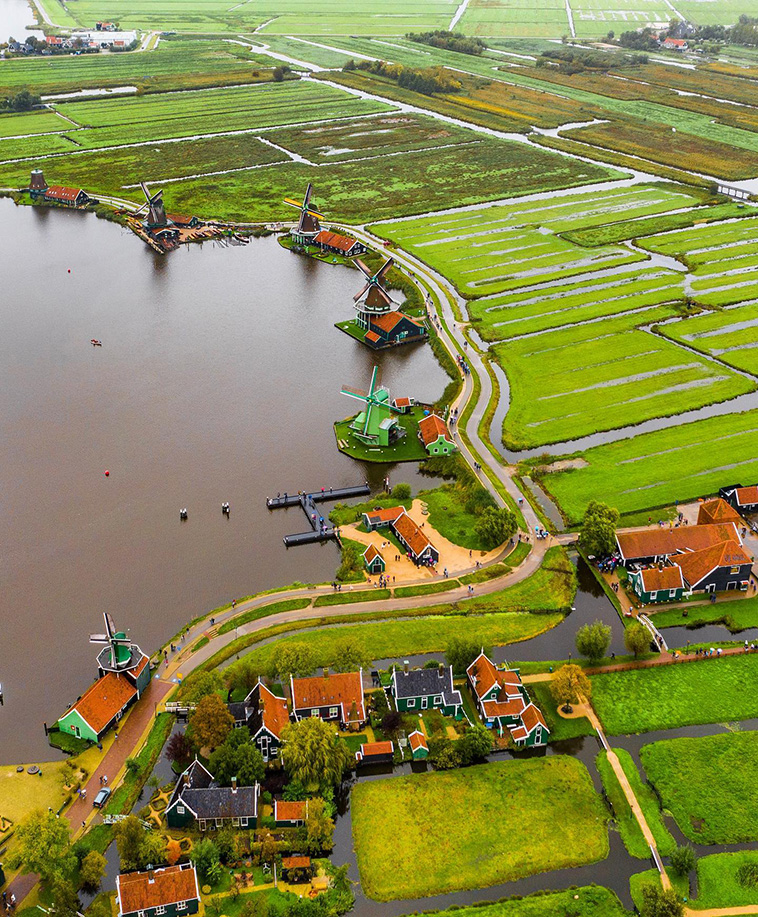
[217,598,311,635]
[691,852,758,909]
[0,760,75,826]
[415,886,628,916]
[529,680,593,742]
[651,596,758,634]
[420,483,494,551]
[640,731,758,844]
[591,654,758,734]
[334,407,428,464]
[351,758,609,899]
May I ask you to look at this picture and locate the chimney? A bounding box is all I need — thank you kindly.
[148,870,155,884]
[438,663,444,677]
[231,776,237,794]
[323,667,329,678]
[404,660,409,674]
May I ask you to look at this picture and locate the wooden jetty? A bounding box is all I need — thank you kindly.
[267,484,370,547]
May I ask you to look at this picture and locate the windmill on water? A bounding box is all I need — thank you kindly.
[284,182,323,245]
[341,366,404,448]
[348,256,428,350]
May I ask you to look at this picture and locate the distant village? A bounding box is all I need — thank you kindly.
[3,23,139,56]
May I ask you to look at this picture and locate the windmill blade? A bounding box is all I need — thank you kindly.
[354,258,372,280]
[150,189,164,205]
[105,612,116,637]
[341,387,368,401]
[368,366,380,396]
[353,281,371,303]
[363,402,373,436]
[90,633,108,643]
[140,181,152,203]
[376,257,394,280]
[303,182,313,210]
[283,197,305,210]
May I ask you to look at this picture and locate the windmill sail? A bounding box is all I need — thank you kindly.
[353,257,395,312]
[283,182,323,236]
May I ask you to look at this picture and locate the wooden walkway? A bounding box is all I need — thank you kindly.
[266,484,370,546]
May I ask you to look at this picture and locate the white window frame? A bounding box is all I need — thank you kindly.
[310,708,319,718]
[176,805,185,815]
[156,907,166,915]
[329,706,339,718]
[406,697,415,708]
[240,816,249,827]
[650,591,657,601]
[421,696,428,710]
[177,904,187,912]
[198,820,206,831]
[232,817,240,827]
[215,818,223,828]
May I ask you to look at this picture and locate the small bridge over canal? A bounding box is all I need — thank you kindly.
[267,484,371,546]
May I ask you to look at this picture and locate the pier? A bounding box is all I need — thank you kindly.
[266,484,371,546]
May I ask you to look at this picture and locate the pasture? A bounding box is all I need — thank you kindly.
[693,852,758,909]
[351,758,608,899]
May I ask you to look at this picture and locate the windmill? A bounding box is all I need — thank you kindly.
[283,182,323,243]
[139,181,168,228]
[90,613,137,673]
[353,257,395,329]
[341,366,402,447]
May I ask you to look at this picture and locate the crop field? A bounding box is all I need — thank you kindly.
[0,110,74,138]
[640,731,758,843]
[351,758,608,899]
[571,0,673,38]
[543,410,758,523]
[661,302,758,376]
[459,0,570,37]
[591,654,758,734]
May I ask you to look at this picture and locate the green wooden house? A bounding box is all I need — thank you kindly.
[363,544,386,575]
[408,730,428,760]
[628,565,686,605]
[418,414,457,456]
[116,864,200,917]
[391,664,463,718]
[166,761,259,831]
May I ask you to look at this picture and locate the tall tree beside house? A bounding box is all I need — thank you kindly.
[182,670,224,704]
[208,730,265,786]
[302,797,335,854]
[268,642,315,680]
[332,636,371,673]
[550,664,591,713]
[190,838,223,884]
[475,507,518,549]
[625,621,652,658]
[579,501,620,557]
[446,637,490,676]
[189,693,234,750]
[260,831,278,868]
[79,850,107,891]
[114,815,166,872]
[575,620,612,663]
[165,731,195,768]
[457,724,493,765]
[13,811,75,882]
[228,658,261,696]
[281,717,353,793]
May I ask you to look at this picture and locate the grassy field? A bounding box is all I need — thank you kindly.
[420,484,493,551]
[692,852,758,909]
[641,731,758,843]
[543,409,758,524]
[334,407,428,464]
[650,596,758,633]
[397,887,628,917]
[613,748,676,856]
[351,758,608,899]
[528,680,593,741]
[592,654,758,734]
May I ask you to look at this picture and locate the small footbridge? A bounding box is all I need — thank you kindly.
[266,484,371,546]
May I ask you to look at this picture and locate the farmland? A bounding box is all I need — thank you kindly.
[351,758,609,899]
[640,732,758,843]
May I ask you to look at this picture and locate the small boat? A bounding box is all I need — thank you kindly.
[90,339,102,346]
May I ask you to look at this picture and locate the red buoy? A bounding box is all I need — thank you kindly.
[104,470,110,476]
[68,269,71,273]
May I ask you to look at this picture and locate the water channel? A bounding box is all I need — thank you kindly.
[0,0,42,41]
[0,200,449,762]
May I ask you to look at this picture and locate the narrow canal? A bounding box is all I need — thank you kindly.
[0,201,448,762]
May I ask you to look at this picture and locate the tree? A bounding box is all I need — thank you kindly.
[579,500,619,557]
[575,619,612,663]
[281,717,353,792]
[457,724,493,765]
[215,828,240,864]
[625,621,651,658]
[302,797,334,854]
[640,884,684,917]
[272,66,285,81]
[550,664,591,713]
[166,839,183,866]
[13,811,74,882]
[182,670,224,704]
[208,732,264,786]
[474,507,518,549]
[241,896,269,917]
[268,642,315,679]
[260,831,277,867]
[670,845,696,877]
[190,838,223,883]
[228,658,260,696]
[332,636,371,673]
[446,637,488,676]
[391,482,411,500]
[428,737,459,770]
[80,850,107,890]
[236,743,266,785]
[115,815,165,872]
[189,693,234,750]
[50,876,81,917]
[379,710,402,739]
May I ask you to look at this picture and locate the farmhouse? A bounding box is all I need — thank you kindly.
[408,730,429,760]
[697,498,742,527]
[391,664,462,717]
[290,670,367,729]
[721,484,758,515]
[628,564,686,604]
[362,506,405,530]
[166,760,259,831]
[675,539,753,594]
[363,311,427,349]
[616,523,741,566]
[355,740,395,765]
[43,185,92,208]
[392,511,440,566]
[362,543,386,575]
[662,37,688,50]
[116,864,200,917]
[418,414,457,456]
[313,230,366,258]
[274,799,308,827]
[227,680,289,762]
[57,672,138,744]
[467,652,549,747]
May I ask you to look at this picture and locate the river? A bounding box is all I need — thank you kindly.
[0,199,448,762]
[0,0,42,41]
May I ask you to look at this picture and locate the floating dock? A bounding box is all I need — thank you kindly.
[267,484,371,546]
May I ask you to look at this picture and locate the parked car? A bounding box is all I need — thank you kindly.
[93,787,111,808]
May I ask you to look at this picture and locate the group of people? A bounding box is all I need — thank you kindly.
[2,891,16,911]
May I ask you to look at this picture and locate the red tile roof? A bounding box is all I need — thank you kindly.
[735,486,758,506]
[275,799,307,822]
[697,499,742,526]
[675,539,753,588]
[364,505,405,526]
[394,397,411,408]
[282,857,311,869]
[418,413,452,447]
[363,544,383,563]
[663,37,687,46]
[44,185,85,202]
[359,741,394,756]
[467,653,500,700]
[408,730,428,751]
[616,523,739,561]
[259,683,289,740]
[521,703,548,733]
[365,331,381,344]
[638,565,685,593]
[118,865,199,914]
[314,230,359,253]
[69,672,137,734]
[482,696,526,719]
[393,511,433,559]
[129,654,149,683]
[291,671,365,723]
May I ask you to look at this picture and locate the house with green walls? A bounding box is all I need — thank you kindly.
[363,543,386,575]
[628,565,686,604]
[166,760,259,831]
[117,864,200,917]
[391,664,463,718]
[408,730,429,760]
[418,413,457,456]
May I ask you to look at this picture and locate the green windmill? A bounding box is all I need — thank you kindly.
[341,366,403,447]
[90,612,138,672]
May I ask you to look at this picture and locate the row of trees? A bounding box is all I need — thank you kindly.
[343,59,463,96]
[1,88,41,111]
[406,30,487,56]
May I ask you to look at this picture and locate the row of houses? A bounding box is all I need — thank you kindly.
[362,505,440,566]
[618,499,754,604]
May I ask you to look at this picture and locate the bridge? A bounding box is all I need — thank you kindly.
[266,484,371,546]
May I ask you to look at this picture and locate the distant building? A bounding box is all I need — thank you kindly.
[117,865,200,917]
[42,185,92,208]
[720,484,758,515]
[662,37,688,50]
[360,506,439,565]
[274,799,308,827]
[418,413,457,456]
[313,230,366,258]
[363,311,427,349]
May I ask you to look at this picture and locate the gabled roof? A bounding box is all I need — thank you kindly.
[735,485,758,506]
[357,740,394,758]
[363,505,405,527]
[45,185,85,202]
[482,696,526,720]
[275,799,307,822]
[362,544,383,563]
[466,652,522,701]
[616,523,739,561]
[371,311,423,333]
[408,730,428,751]
[117,865,199,915]
[637,565,685,593]
[675,539,753,589]
[393,397,411,408]
[392,511,433,559]
[697,498,742,527]
[180,784,259,820]
[253,682,290,741]
[166,759,214,814]
[393,666,462,708]
[418,413,452,447]
[128,653,150,683]
[520,702,548,734]
[64,672,137,734]
[314,230,359,253]
[364,331,381,344]
[291,671,365,723]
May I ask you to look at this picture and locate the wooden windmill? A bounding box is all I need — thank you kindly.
[341,366,402,447]
[139,181,168,228]
[353,257,395,330]
[90,612,138,673]
[284,182,323,243]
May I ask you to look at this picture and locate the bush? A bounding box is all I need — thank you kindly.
[670,844,696,877]
[392,482,412,500]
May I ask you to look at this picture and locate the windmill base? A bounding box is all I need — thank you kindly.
[333,407,431,464]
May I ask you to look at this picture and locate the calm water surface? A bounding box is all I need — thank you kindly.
[0,0,41,40]
[0,200,448,761]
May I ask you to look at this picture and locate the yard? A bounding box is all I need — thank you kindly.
[351,757,609,899]
[591,654,758,734]
[691,851,758,909]
[650,595,758,633]
[640,731,758,844]
[394,886,628,916]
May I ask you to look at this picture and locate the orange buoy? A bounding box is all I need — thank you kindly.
[104,470,110,476]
